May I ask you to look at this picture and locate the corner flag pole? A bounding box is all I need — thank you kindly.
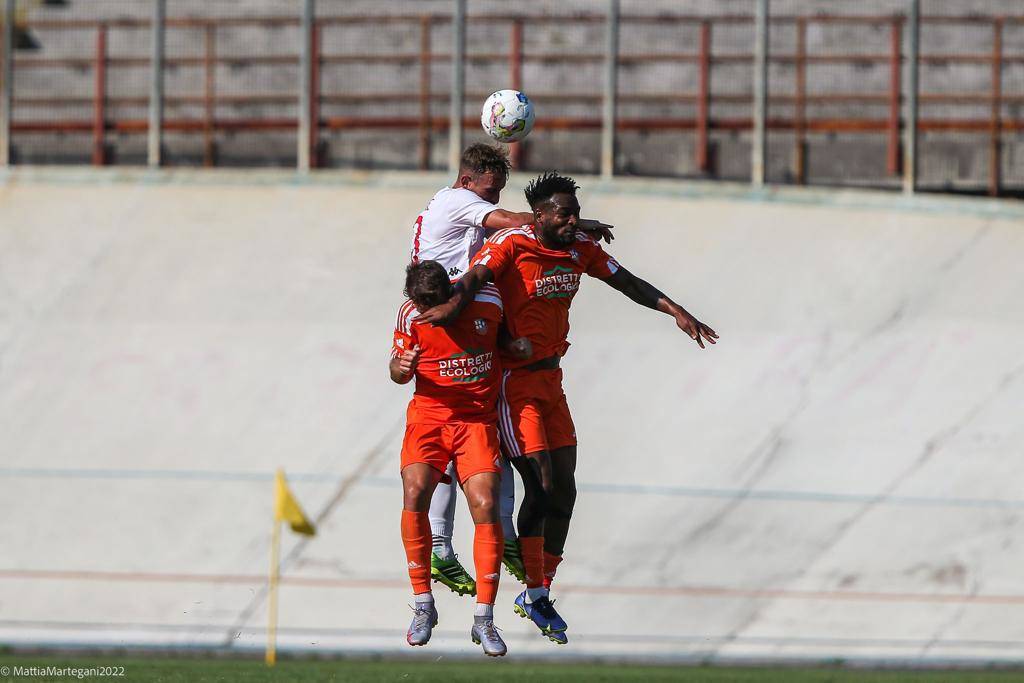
[266,513,281,666]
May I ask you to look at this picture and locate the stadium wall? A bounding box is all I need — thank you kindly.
[1,168,1023,665]
[5,0,1024,194]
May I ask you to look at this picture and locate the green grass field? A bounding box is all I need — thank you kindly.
[1,655,1023,683]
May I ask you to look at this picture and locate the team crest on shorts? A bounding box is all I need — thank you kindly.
[474,318,488,335]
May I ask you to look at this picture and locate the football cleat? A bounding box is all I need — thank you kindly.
[501,538,528,584]
[513,590,567,635]
[406,602,438,646]
[470,616,507,657]
[546,630,569,645]
[431,552,477,597]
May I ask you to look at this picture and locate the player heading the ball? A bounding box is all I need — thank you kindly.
[409,143,613,600]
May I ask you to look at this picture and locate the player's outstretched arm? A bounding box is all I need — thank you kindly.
[389,345,421,384]
[416,265,495,326]
[482,210,614,243]
[602,268,718,349]
[482,209,534,231]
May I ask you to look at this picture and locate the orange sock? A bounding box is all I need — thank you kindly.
[473,522,503,605]
[400,509,432,595]
[543,551,563,589]
[519,536,545,589]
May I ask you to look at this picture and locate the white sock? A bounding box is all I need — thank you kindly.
[414,591,434,605]
[474,603,494,618]
[428,463,457,559]
[526,586,548,602]
[431,534,454,560]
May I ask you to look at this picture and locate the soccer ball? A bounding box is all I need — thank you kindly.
[481,89,535,144]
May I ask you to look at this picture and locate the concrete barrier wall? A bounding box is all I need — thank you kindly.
[1,170,1023,664]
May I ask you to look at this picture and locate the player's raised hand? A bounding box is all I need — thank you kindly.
[577,218,615,243]
[398,345,422,375]
[416,301,459,326]
[675,312,718,349]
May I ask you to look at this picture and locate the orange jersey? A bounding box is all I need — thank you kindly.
[392,285,503,424]
[471,226,620,369]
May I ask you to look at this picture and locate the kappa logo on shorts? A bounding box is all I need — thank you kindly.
[474,318,488,335]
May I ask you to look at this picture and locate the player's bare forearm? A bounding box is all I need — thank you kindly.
[603,268,719,348]
[416,265,494,325]
[482,209,534,232]
[461,265,495,302]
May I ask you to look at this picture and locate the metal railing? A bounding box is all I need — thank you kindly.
[0,0,1021,196]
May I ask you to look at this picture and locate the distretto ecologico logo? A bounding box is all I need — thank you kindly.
[533,265,580,299]
[437,349,493,383]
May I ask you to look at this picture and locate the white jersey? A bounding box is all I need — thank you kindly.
[410,186,496,279]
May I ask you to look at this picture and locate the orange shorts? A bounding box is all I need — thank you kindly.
[497,367,577,457]
[400,421,501,485]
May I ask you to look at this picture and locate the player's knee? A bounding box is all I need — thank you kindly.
[468,492,498,518]
[402,481,432,511]
[541,478,554,497]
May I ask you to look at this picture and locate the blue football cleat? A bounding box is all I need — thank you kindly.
[546,630,568,645]
[513,590,567,636]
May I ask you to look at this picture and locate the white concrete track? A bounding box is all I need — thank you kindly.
[1,169,1023,665]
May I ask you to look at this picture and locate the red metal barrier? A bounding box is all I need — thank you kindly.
[8,11,1024,192]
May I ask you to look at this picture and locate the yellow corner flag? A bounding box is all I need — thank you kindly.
[267,468,316,666]
[274,469,316,536]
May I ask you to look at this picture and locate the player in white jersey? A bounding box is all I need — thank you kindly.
[410,143,613,596]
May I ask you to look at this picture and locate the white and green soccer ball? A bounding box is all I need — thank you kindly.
[480,89,535,143]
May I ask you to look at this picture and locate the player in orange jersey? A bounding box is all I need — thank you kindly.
[411,143,613,595]
[391,259,531,657]
[418,172,717,643]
